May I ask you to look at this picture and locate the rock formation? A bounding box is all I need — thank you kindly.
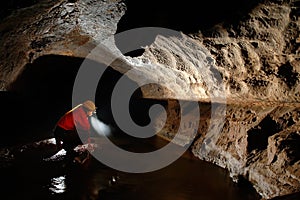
[0,0,126,90]
[0,0,299,199]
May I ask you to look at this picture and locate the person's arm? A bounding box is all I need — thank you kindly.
[74,107,91,131]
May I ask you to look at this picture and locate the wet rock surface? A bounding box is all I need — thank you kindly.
[156,101,300,199]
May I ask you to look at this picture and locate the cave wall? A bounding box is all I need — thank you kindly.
[0,0,126,90]
[140,0,300,103]
[0,0,300,199]
[153,100,300,199]
[1,0,299,103]
[193,103,300,198]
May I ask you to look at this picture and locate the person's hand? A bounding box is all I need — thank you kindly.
[87,143,95,152]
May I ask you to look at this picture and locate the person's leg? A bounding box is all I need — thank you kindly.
[62,130,84,161]
[63,131,83,148]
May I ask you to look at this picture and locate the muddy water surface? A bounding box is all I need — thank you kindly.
[0,133,261,200]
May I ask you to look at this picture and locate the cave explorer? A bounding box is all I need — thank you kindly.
[53,100,97,164]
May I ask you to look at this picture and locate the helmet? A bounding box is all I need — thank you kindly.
[82,100,96,111]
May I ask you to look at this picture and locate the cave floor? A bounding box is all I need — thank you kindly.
[0,134,261,200]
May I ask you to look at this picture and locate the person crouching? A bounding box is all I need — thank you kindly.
[53,100,96,161]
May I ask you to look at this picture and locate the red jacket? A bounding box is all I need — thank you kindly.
[57,105,90,131]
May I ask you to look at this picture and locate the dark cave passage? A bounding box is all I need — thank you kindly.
[115,0,263,57]
[0,54,261,200]
[2,55,84,146]
[9,55,82,111]
[117,0,262,34]
[3,55,165,147]
[0,0,38,20]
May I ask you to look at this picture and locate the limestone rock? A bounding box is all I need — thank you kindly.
[0,0,126,90]
[0,0,300,199]
[140,0,300,103]
[1,0,299,104]
[154,100,300,199]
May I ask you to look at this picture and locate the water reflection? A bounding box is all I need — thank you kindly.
[49,176,66,194]
[43,136,261,200]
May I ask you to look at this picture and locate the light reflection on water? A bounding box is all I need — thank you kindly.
[1,134,261,200]
[46,135,261,200]
[49,176,66,194]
